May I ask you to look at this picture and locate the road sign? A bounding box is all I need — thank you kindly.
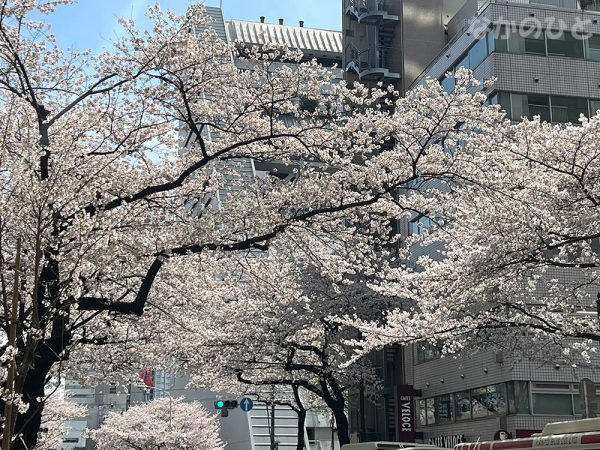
[240,397,254,412]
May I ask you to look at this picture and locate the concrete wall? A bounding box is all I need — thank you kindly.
[401,0,448,92]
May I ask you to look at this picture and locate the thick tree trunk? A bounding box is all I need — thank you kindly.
[9,350,55,450]
[331,401,350,447]
[292,385,307,450]
[295,407,307,450]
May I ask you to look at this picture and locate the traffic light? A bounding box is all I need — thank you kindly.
[214,399,238,417]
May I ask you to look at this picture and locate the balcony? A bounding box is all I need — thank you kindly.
[345,0,399,24]
[345,45,401,80]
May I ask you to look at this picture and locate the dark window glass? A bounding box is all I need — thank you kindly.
[587,35,600,60]
[494,25,508,53]
[551,96,588,123]
[487,29,496,54]
[527,94,551,122]
[496,91,511,117]
[505,27,545,55]
[435,395,454,424]
[547,32,584,58]
[591,100,600,115]
[455,391,471,421]
[469,37,488,69]
[508,381,530,414]
[532,393,573,415]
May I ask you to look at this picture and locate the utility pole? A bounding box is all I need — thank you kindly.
[2,238,21,450]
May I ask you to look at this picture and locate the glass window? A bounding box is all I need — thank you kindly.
[494,25,508,53]
[532,393,573,415]
[547,32,584,58]
[508,381,530,414]
[487,29,496,54]
[495,91,511,117]
[510,93,551,122]
[435,395,454,424]
[586,35,600,60]
[506,27,545,55]
[418,399,427,426]
[551,96,588,123]
[426,398,436,425]
[469,37,488,69]
[441,75,455,93]
[410,216,434,237]
[471,385,507,418]
[456,53,470,71]
[573,394,600,415]
[591,100,600,115]
[455,391,471,421]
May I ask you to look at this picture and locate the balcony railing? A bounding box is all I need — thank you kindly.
[346,44,401,80]
[345,0,399,22]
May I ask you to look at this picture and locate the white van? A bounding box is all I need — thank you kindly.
[342,443,449,450]
[454,418,600,450]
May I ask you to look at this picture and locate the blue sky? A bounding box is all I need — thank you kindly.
[42,0,341,52]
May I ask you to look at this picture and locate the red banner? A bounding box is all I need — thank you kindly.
[397,385,415,442]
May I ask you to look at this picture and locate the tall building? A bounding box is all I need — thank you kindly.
[343,0,600,445]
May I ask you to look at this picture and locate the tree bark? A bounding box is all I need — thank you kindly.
[331,400,350,447]
[292,385,307,450]
[11,348,57,450]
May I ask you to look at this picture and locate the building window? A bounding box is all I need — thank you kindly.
[472,384,507,417]
[469,36,488,69]
[417,341,442,361]
[426,398,436,425]
[507,381,530,414]
[455,391,471,421]
[418,399,427,426]
[531,383,600,416]
[551,96,588,124]
[586,35,600,60]
[532,393,573,415]
[435,395,454,424]
[511,93,551,122]
[590,100,600,115]
[441,75,455,93]
[503,27,545,55]
[498,92,589,124]
[546,32,584,59]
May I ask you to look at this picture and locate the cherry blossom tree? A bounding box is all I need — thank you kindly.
[159,249,387,446]
[92,397,223,450]
[0,0,506,446]
[354,98,600,360]
[34,391,86,450]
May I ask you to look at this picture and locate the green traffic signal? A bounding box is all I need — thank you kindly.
[215,400,225,409]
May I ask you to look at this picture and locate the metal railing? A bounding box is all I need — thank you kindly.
[346,44,400,74]
[346,0,388,14]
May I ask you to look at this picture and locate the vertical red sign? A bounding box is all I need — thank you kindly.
[397,385,415,442]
